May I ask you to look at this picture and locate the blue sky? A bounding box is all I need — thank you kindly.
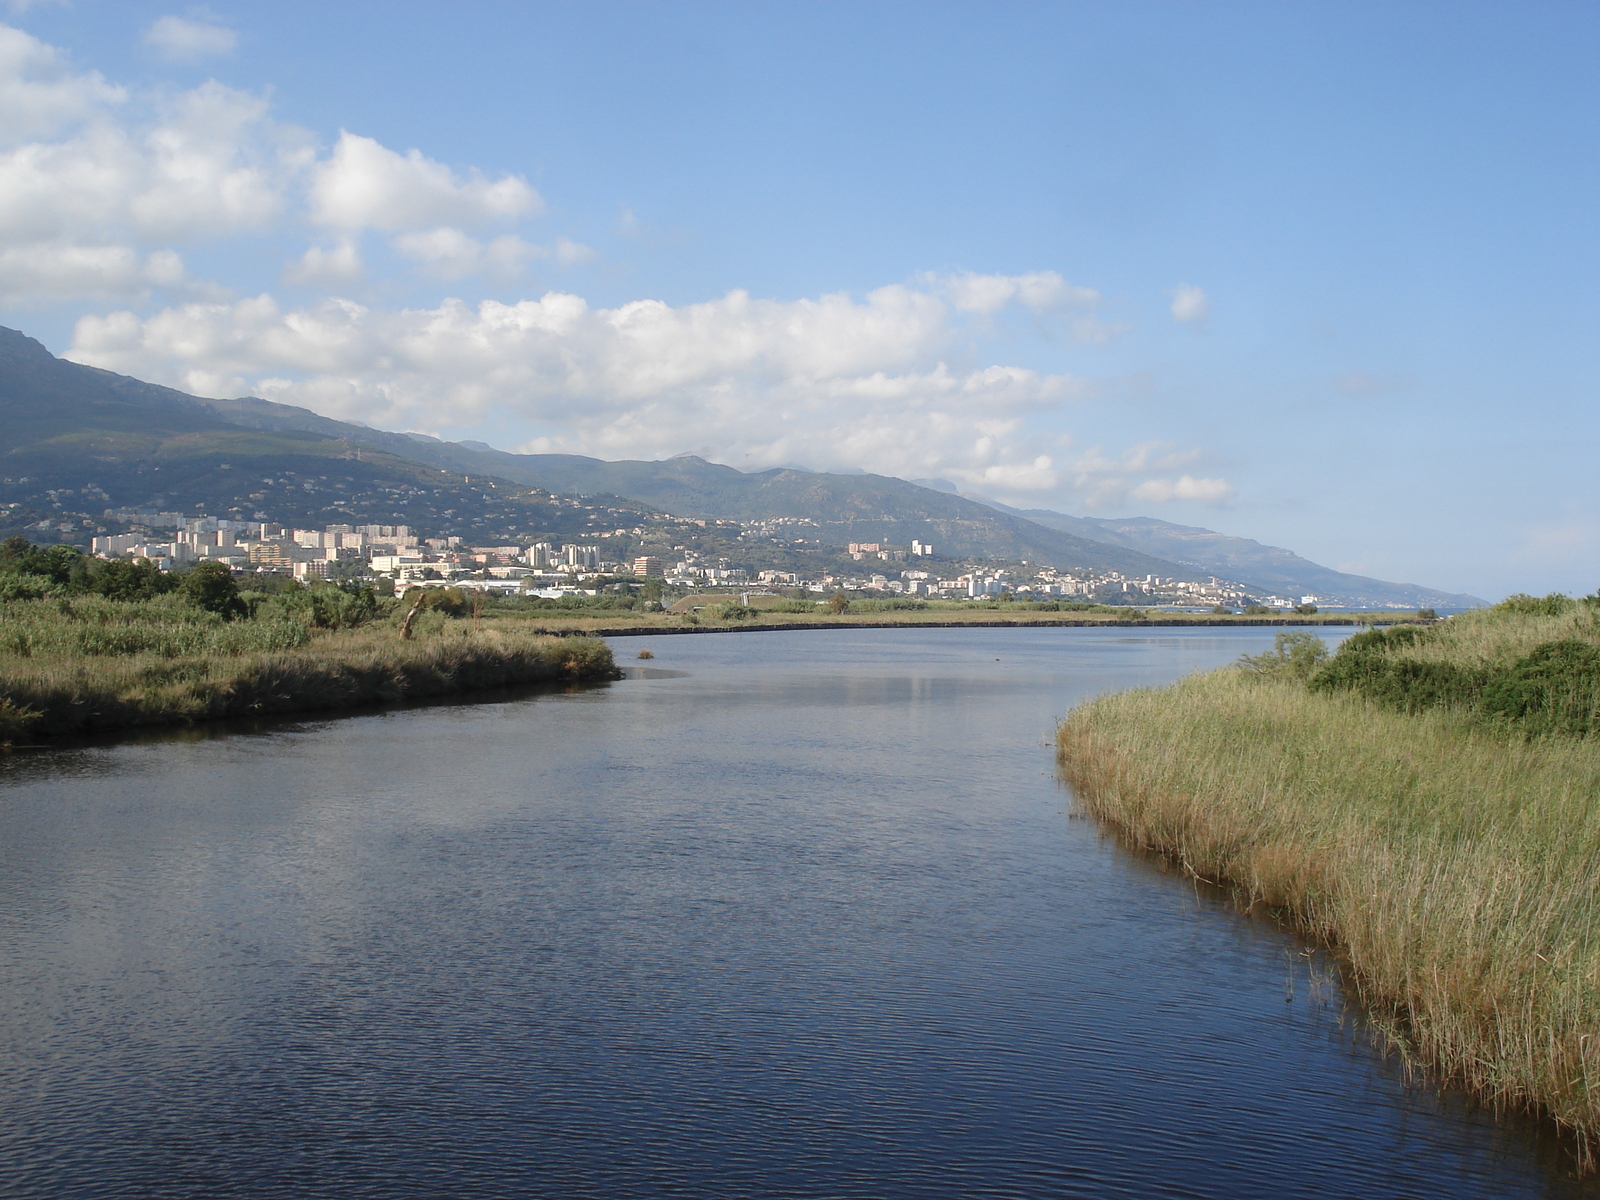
[1,1,1594,599]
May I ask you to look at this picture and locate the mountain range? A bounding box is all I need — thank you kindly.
[0,325,1483,608]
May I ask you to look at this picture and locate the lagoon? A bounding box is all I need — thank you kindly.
[0,626,1591,1198]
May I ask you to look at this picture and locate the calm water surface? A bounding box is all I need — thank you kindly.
[1,626,1593,1198]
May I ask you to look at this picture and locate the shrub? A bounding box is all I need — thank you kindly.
[1494,593,1574,617]
[1239,630,1330,680]
[1480,640,1600,739]
[87,557,174,602]
[179,562,247,620]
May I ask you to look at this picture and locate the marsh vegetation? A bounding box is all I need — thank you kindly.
[1057,594,1600,1153]
[0,541,618,741]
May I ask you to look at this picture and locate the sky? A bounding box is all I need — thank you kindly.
[0,1,1594,600]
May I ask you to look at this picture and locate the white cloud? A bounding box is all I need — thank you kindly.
[1063,442,1234,509]
[0,26,547,305]
[1169,283,1209,324]
[0,25,124,147]
[390,227,555,280]
[284,239,361,287]
[59,276,1223,504]
[1129,474,1235,504]
[940,270,1099,315]
[0,23,1225,509]
[0,241,185,304]
[65,283,1097,489]
[554,236,595,265]
[143,14,238,63]
[309,131,541,232]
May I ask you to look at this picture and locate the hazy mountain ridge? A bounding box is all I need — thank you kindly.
[977,500,1485,609]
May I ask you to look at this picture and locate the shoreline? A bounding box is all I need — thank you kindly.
[1055,613,1600,1163]
[0,630,619,743]
[554,616,1410,638]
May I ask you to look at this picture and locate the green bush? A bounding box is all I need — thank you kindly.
[1494,593,1574,617]
[1480,640,1600,739]
[1240,630,1330,680]
[179,562,247,620]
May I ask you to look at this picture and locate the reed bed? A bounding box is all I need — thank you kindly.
[0,621,618,740]
[0,594,312,658]
[1057,628,1600,1153]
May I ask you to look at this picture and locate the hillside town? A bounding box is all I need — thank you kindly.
[85,509,1318,610]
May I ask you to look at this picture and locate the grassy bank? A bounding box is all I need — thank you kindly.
[1056,597,1600,1153]
[481,604,1430,638]
[0,592,617,741]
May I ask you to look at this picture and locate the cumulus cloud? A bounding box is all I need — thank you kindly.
[309,131,541,232]
[1061,442,1234,509]
[0,32,304,304]
[283,239,361,287]
[1169,283,1209,325]
[65,282,1101,490]
[143,13,237,63]
[0,25,123,146]
[0,241,184,302]
[0,22,1227,508]
[0,26,570,305]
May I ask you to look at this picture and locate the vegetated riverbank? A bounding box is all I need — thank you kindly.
[0,582,617,744]
[1056,594,1600,1158]
[478,600,1433,639]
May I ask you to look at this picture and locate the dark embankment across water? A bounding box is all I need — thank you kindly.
[1056,594,1600,1161]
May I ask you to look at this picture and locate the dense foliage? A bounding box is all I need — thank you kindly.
[1300,593,1600,737]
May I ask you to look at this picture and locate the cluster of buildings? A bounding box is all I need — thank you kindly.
[84,509,1303,609]
[90,515,630,593]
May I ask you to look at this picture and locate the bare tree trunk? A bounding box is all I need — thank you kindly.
[398,589,426,640]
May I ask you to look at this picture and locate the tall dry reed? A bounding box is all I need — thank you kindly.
[1058,666,1600,1153]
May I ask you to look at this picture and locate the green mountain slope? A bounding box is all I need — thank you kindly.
[0,327,648,545]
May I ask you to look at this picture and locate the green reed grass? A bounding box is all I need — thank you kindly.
[0,614,618,739]
[0,594,311,658]
[1057,640,1600,1155]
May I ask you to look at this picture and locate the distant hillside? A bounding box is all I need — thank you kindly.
[979,501,1485,610]
[0,323,1484,606]
[176,393,1210,580]
[0,327,645,545]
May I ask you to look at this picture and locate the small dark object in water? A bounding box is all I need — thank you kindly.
[638,649,655,659]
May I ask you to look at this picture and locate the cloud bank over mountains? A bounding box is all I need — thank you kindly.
[0,20,1228,510]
